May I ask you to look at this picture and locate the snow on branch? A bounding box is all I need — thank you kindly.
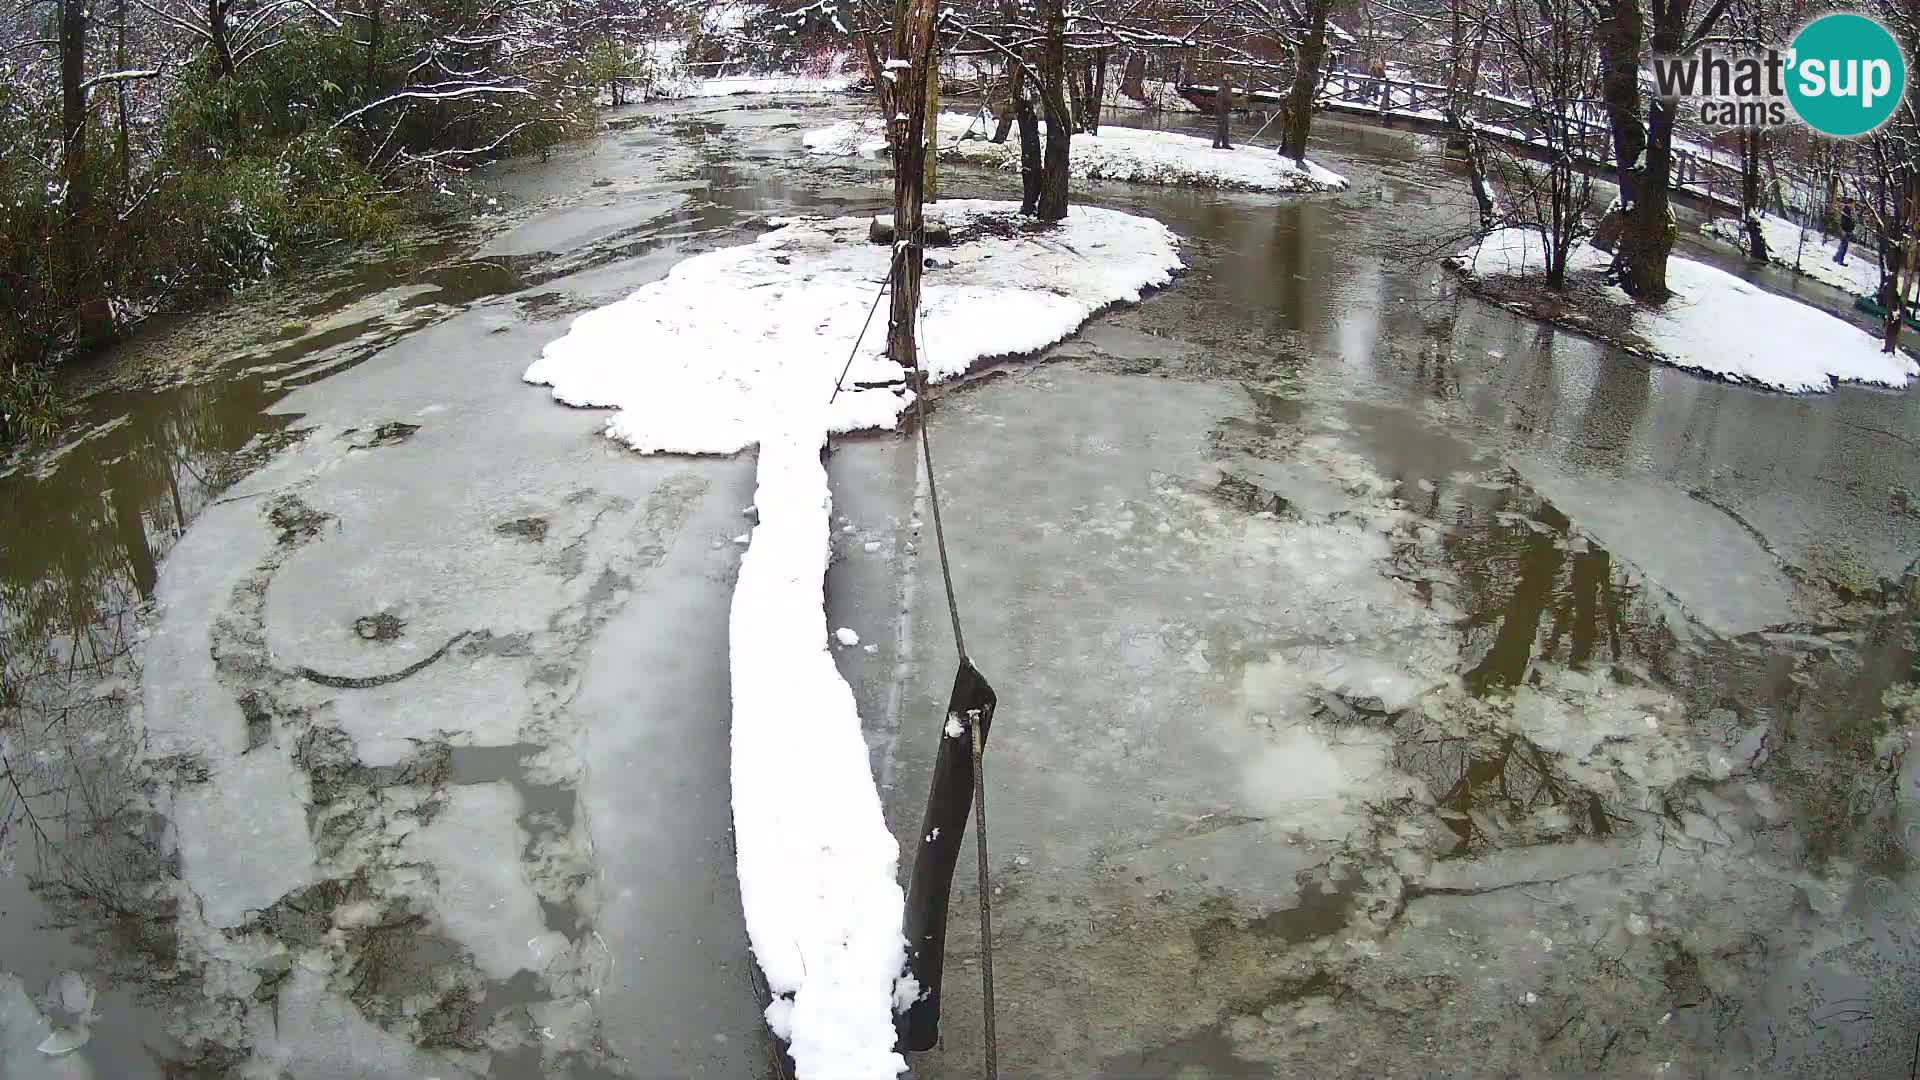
[329,83,535,129]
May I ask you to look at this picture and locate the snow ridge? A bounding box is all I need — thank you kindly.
[526,200,1183,1077]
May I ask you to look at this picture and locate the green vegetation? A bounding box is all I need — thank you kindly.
[0,0,677,445]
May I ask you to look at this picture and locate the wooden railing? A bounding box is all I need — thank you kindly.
[1180,72,1742,207]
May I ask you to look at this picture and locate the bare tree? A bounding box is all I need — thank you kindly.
[1591,0,1736,300]
[1475,0,1597,288]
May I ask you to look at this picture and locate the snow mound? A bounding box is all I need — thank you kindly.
[527,200,1181,1078]
[801,115,1350,193]
[1447,227,1919,393]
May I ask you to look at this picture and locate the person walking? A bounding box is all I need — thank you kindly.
[1835,199,1856,265]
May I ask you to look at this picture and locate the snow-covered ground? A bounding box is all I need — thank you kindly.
[1701,213,1885,300]
[802,113,1349,193]
[1448,227,1920,393]
[526,200,1181,1077]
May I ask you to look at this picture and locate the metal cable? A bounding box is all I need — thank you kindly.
[829,248,900,405]
[912,300,967,662]
[971,710,997,1080]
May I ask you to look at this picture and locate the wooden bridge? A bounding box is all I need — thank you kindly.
[1178,72,1744,215]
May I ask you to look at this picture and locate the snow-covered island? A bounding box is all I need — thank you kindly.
[1447,228,1919,394]
[803,112,1350,194]
[525,200,1180,1078]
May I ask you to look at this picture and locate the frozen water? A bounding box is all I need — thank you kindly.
[172,744,317,929]
[1515,468,1797,635]
[403,783,546,981]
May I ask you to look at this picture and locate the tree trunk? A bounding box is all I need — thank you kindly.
[1015,69,1042,214]
[1120,50,1147,102]
[1065,56,1086,132]
[1465,136,1496,231]
[991,60,1017,143]
[60,0,112,347]
[886,0,937,371]
[60,0,89,220]
[365,0,383,102]
[1086,48,1106,135]
[1595,0,1664,299]
[1035,0,1071,221]
[115,0,130,193]
[1884,188,1920,353]
[1213,68,1232,150]
[1741,128,1767,260]
[863,32,895,144]
[924,34,939,202]
[209,0,237,77]
[1282,0,1332,161]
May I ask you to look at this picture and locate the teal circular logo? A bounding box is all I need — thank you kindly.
[1787,14,1907,137]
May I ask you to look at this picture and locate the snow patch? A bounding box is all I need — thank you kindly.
[527,201,1184,452]
[802,114,1349,193]
[1447,228,1919,393]
[1701,212,1883,301]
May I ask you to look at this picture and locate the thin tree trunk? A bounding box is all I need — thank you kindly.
[60,0,111,346]
[1087,48,1106,134]
[60,0,89,219]
[1282,0,1331,161]
[863,32,895,143]
[1015,66,1041,213]
[991,60,1017,143]
[1035,0,1071,221]
[1884,187,1920,353]
[1213,66,1232,150]
[115,0,129,193]
[924,32,939,202]
[1741,127,1767,260]
[1065,55,1086,131]
[365,0,383,102]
